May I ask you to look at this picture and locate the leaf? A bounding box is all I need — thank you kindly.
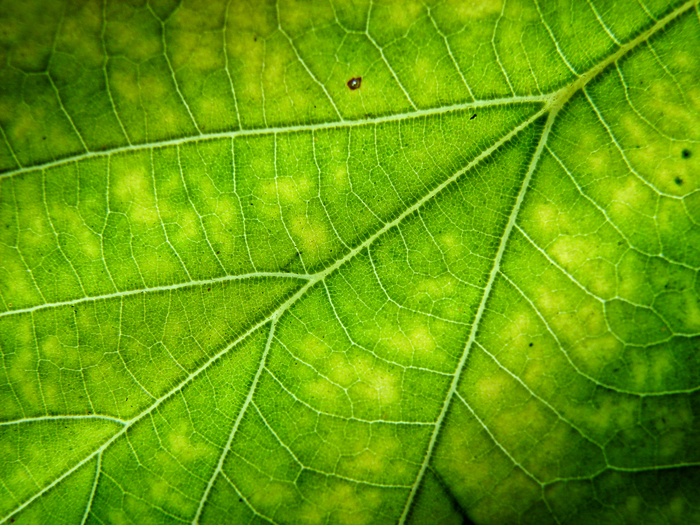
[1,0,699,523]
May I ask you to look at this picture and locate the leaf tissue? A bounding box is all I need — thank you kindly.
[1,0,699,523]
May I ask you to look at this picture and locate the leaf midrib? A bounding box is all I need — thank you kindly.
[1,1,696,522]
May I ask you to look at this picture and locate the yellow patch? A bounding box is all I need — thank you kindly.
[582,393,637,441]
[226,1,276,38]
[451,0,504,19]
[8,320,44,411]
[41,335,63,362]
[172,209,200,244]
[378,0,423,31]
[110,64,141,105]
[277,177,313,204]
[350,356,400,405]
[650,350,674,388]
[579,258,616,299]
[499,310,534,345]
[168,422,212,463]
[626,495,642,515]
[533,203,566,233]
[568,333,623,376]
[414,275,456,300]
[327,352,357,387]
[305,378,341,404]
[249,480,297,510]
[342,434,403,478]
[175,32,223,72]
[657,430,684,459]
[380,321,440,365]
[278,0,335,33]
[474,374,509,403]
[9,111,41,149]
[414,55,437,79]
[610,175,654,215]
[550,235,585,267]
[332,166,349,190]
[113,163,162,225]
[59,2,103,68]
[470,467,541,525]
[149,478,193,515]
[303,481,379,525]
[292,216,329,260]
[680,289,700,331]
[668,495,687,519]
[298,333,332,362]
[0,256,40,306]
[409,325,436,356]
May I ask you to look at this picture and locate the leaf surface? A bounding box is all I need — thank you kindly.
[1,0,700,523]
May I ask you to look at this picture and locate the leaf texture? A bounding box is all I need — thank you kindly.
[1,0,700,523]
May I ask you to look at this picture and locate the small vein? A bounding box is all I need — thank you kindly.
[0,414,127,427]
[191,319,278,524]
[365,2,418,110]
[79,453,102,525]
[0,272,310,320]
[0,96,549,181]
[586,0,622,45]
[532,0,580,77]
[492,0,516,95]
[149,4,202,135]
[275,0,344,121]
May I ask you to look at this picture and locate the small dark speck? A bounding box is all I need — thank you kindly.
[528,342,533,347]
[681,148,691,159]
[239,498,243,503]
[42,136,47,140]
[347,77,362,90]
[208,288,211,291]
[675,177,684,186]
[470,114,477,120]
[254,36,257,42]
[216,251,220,254]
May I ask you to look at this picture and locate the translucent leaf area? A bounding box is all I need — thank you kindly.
[1,0,700,523]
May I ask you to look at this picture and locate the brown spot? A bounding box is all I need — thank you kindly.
[347,77,361,90]
[681,148,691,159]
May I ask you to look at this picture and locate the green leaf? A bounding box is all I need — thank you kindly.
[1,0,699,523]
